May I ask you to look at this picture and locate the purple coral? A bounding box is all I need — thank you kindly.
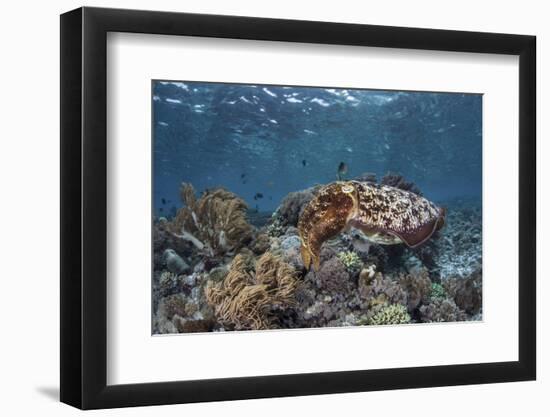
[313,257,351,293]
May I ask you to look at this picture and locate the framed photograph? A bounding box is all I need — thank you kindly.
[60,7,536,409]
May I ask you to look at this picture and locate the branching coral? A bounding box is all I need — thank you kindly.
[168,182,254,257]
[368,304,411,325]
[336,251,363,272]
[205,252,298,330]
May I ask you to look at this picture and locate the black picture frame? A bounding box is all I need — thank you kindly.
[60,6,536,410]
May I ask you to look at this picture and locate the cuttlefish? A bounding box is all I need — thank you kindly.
[298,181,446,271]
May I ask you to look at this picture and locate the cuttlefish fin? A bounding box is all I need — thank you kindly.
[393,210,445,248]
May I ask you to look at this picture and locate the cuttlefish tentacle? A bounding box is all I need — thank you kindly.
[298,180,446,271]
[298,182,358,271]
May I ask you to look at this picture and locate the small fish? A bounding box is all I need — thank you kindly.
[302,159,307,167]
[241,173,246,179]
[161,198,166,205]
[337,162,348,180]
[159,207,164,212]
[253,192,264,200]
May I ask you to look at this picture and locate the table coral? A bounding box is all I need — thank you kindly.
[168,182,254,257]
[205,252,298,330]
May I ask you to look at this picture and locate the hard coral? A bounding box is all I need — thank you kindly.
[444,268,482,315]
[398,268,432,312]
[430,282,447,300]
[168,182,254,257]
[358,271,408,319]
[205,252,298,330]
[368,304,411,325]
[419,298,467,323]
[313,256,351,293]
[336,251,363,272]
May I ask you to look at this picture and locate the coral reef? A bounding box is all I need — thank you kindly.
[153,220,194,271]
[152,177,483,334]
[435,198,482,279]
[398,268,432,312]
[358,271,407,307]
[444,268,482,315]
[153,291,216,334]
[336,251,363,272]
[419,298,467,323]
[167,182,254,257]
[368,304,411,325]
[312,257,351,293]
[250,233,272,255]
[204,252,298,330]
[163,249,190,275]
[430,282,447,300]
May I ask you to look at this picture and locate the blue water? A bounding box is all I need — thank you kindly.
[153,81,481,215]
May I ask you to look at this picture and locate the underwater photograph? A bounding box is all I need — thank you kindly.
[152,80,482,334]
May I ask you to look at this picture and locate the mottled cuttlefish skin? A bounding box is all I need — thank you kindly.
[298,181,446,271]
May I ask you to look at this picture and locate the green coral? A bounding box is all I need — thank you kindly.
[367,304,411,326]
[336,251,362,272]
[430,282,447,300]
